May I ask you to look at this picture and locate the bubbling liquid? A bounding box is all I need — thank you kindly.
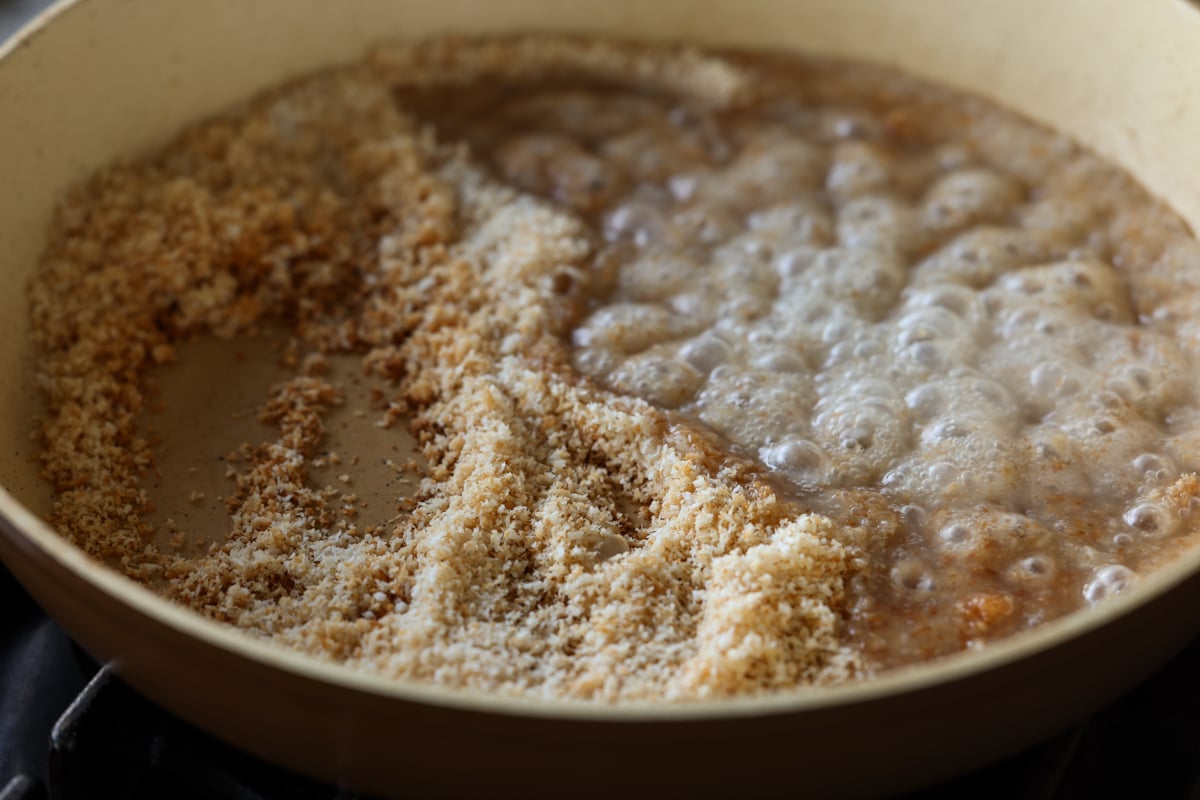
[400,52,1200,669]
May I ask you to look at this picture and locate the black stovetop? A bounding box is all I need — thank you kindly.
[3,560,1200,800]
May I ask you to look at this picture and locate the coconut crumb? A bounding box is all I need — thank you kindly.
[28,35,875,702]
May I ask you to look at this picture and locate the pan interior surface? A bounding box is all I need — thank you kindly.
[3,0,1200,726]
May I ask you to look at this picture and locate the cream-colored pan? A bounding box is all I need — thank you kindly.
[3,1,1200,796]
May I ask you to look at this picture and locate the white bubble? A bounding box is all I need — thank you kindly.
[913,226,1045,287]
[1123,503,1171,536]
[905,384,944,421]
[573,303,695,353]
[775,246,820,279]
[667,173,699,201]
[696,368,814,448]
[761,439,827,484]
[854,339,883,359]
[754,349,808,373]
[826,141,893,200]
[1083,565,1137,605]
[891,558,934,591]
[1007,555,1056,586]
[880,465,911,492]
[617,255,693,301]
[673,205,739,245]
[1132,453,1174,481]
[850,379,900,401]
[821,315,860,344]
[900,504,927,529]
[896,307,965,346]
[749,200,834,249]
[921,168,1022,232]
[841,428,873,450]
[604,200,666,243]
[906,342,944,368]
[1030,361,1081,400]
[1090,390,1125,411]
[939,523,970,544]
[799,247,906,319]
[1018,555,1052,577]
[927,418,971,441]
[679,334,732,374]
[608,352,703,408]
[828,455,874,486]
[837,195,920,254]
[905,284,976,317]
[926,462,959,489]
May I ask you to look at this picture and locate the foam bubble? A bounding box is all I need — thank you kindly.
[695,368,814,448]
[900,503,928,530]
[921,168,1022,233]
[895,307,967,346]
[573,347,618,378]
[667,173,700,202]
[760,439,828,485]
[1008,555,1056,585]
[608,351,703,408]
[836,196,921,254]
[573,303,697,353]
[1099,342,1188,417]
[671,205,740,245]
[850,378,900,401]
[1132,453,1174,482]
[754,349,809,373]
[905,384,945,421]
[893,307,974,372]
[794,247,906,319]
[939,523,970,544]
[904,284,977,317]
[617,255,694,301]
[816,398,907,482]
[826,141,893,200]
[821,314,861,345]
[1030,361,1082,399]
[912,226,1047,287]
[1083,565,1136,605]
[925,462,959,489]
[1020,197,1100,242]
[748,200,835,249]
[1123,502,1172,536]
[775,246,822,279]
[997,260,1132,322]
[891,558,934,591]
[703,134,826,206]
[678,334,732,374]
[925,418,972,442]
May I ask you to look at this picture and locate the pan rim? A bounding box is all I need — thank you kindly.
[4,0,1200,724]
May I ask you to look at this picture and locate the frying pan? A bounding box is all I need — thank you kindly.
[3,0,1200,796]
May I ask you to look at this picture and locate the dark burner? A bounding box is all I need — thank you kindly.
[0,566,367,800]
[3,560,1200,798]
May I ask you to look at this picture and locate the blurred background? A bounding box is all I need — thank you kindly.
[0,0,47,41]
